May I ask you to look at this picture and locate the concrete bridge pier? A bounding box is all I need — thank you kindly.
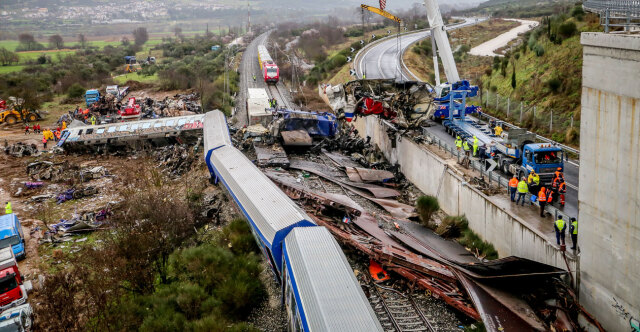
[579,32,640,332]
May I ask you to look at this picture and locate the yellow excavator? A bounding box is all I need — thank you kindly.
[0,97,44,125]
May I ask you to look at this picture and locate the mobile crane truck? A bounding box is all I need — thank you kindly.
[421,0,564,185]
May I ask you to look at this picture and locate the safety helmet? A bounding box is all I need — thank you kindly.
[557,167,562,171]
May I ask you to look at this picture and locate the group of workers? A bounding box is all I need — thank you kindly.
[454,135,480,158]
[40,122,67,148]
[508,169,577,250]
[24,123,42,135]
[268,98,278,109]
[509,168,568,212]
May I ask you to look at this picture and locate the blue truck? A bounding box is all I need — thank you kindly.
[85,89,100,107]
[0,214,26,260]
[441,89,563,186]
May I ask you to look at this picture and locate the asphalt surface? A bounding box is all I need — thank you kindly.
[354,16,580,220]
[355,17,486,80]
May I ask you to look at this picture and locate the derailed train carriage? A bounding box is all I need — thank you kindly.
[203,110,382,332]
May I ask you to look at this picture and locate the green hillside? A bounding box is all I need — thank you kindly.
[480,9,602,146]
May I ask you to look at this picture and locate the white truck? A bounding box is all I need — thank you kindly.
[247,88,272,126]
[0,304,32,332]
[105,85,129,102]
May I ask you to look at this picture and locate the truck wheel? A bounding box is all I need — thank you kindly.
[4,115,17,125]
[502,161,510,174]
[27,113,38,122]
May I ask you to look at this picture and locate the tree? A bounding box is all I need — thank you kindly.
[121,36,130,46]
[0,47,19,66]
[48,34,64,49]
[511,65,516,89]
[18,33,36,51]
[133,27,149,47]
[173,26,182,37]
[78,33,87,49]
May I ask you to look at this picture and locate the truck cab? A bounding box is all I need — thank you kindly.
[0,248,30,312]
[519,143,564,186]
[0,215,25,261]
[105,85,119,97]
[85,89,100,107]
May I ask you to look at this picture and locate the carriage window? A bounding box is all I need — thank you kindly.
[86,128,94,134]
[178,119,187,126]
[118,125,128,131]
[154,122,163,128]
[107,127,116,133]
[131,124,140,130]
[142,123,151,129]
[166,120,175,126]
[96,128,105,134]
[78,130,83,135]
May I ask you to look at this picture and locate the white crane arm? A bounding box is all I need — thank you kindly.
[423,0,460,83]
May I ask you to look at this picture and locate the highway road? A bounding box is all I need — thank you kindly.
[354,16,580,220]
[355,17,486,80]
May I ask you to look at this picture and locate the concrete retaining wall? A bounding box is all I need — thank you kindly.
[578,32,640,332]
[354,116,576,272]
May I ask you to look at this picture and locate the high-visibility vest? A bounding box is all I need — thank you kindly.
[4,202,11,214]
[509,178,518,188]
[555,219,565,231]
[463,141,470,151]
[473,137,478,147]
[538,190,547,202]
[558,182,566,193]
[546,189,554,202]
[455,138,462,148]
[517,180,528,193]
[528,174,540,185]
[571,220,578,234]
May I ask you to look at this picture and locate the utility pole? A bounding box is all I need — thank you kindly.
[247,1,251,34]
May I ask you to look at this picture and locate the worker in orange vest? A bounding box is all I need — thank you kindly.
[538,187,547,217]
[558,181,567,207]
[545,187,554,207]
[553,167,564,183]
[42,136,47,149]
[508,175,518,202]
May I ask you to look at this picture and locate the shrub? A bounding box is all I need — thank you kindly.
[547,77,562,92]
[66,82,85,98]
[416,195,439,227]
[331,54,347,68]
[534,44,545,57]
[436,215,468,238]
[459,228,498,260]
[558,21,577,38]
[484,68,492,76]
[565,127,579,144]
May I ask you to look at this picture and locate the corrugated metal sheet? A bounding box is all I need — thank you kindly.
[203,111,232,152]
[284,227,383,332]
[208,145,313,247]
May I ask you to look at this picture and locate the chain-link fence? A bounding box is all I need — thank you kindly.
[480,90,579,144]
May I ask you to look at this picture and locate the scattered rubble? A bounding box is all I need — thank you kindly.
[26,161,108,183]
[152,143,201,176]
[4,142,40,157]
[39,205,112,245]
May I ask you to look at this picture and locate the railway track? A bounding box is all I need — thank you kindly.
[368,283,438,332]
[266,83,292,110]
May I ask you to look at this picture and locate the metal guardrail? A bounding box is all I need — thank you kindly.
[583,0,640,31]
[583,0,640,17]
[421,128,574,222]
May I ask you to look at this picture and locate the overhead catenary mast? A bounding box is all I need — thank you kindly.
[247,1,251,33]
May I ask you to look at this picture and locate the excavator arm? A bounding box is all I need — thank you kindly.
[360,4,402,24]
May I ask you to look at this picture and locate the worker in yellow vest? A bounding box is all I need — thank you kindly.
[554,215,567,245]
[472,136,479,157]
[516,177,528,206]
[569,218,578,250]
[4,201,12,215]
[455,136,462,152]
[462,140,470,157]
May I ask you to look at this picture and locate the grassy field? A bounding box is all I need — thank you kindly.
[0,38,164,74]
[113,72,159,85]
